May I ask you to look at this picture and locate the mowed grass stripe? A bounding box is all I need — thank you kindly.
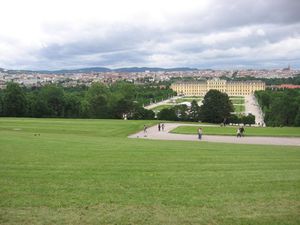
[233,104,245,112]
[0,118,157,137]
[0,118,300,224]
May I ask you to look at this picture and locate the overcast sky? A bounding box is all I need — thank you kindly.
[0,0,299,70]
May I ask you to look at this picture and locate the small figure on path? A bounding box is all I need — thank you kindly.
[223,118,227,127]
[161,123,165,131]
[237,127,242,138]
[143,125,148,137]
[240,126,245,137]
[198,127,203,140]
[158,123,161,131]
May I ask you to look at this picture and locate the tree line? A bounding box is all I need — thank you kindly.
[157,90,255,125]
[0,82,257,125]
[255,89,300,126]
[0,82,175,119]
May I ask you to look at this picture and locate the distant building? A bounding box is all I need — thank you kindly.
[170,78,265,96]
[282,64,291,71]
[268,84,300,90]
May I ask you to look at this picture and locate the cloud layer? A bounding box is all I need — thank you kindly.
[0,0,299,70]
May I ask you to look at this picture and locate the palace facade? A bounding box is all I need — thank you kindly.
[170,79,265,96]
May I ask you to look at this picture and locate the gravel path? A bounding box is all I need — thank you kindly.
[144,96,179,110]
[129,123,300,146]
[245,94,265,125]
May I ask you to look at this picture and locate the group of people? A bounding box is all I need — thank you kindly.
[143,124,245,139]
[158,123,165,132]
[143,123,166,137]
[236,126,245,137]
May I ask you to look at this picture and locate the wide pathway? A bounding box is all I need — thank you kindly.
[144,96,179,110]
[129,123,300,146]
[245,95,265,125]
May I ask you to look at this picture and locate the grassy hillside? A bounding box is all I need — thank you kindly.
[171,125,300,137]
[0,118,157,137]
[0,118,300,225]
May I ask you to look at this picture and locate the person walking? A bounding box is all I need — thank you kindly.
[237,127,242,138]
[198,127,203,140]
[240,126,245,137]
[143,125,148,137]
[158,123,161,131]
[161,123,165,131]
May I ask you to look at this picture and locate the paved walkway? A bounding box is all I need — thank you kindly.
[144,96,179,110]
[129,123,300,146]
[245,95,265,125]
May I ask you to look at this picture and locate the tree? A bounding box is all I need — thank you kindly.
[241,114,255,125]
[295,106,300,126]
[256,89,300,127]
[3,82,26,117]
[200,90,233,123]
[173,104,189,121]
[85,83,110,118]
[0,91,4,116]
[130,105,155,120]
[157,108,178,121]
[110,81,136,100]
[228,114,240,124]
[64,93,81,118]
[189,100,201,122]
[112,98,134,119]
[40,85,65,117]
[26,92,50,117]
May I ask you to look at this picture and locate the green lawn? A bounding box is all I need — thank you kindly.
[175,98,203,103]
[0,118,300,225]
[151,104,173,112]
[230,98,245,104]
[229,96,244,98]
[171,125,300,137]
[233,104,245,112]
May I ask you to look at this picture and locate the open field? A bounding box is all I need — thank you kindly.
[230,96,245,113]
[0,118,300,224]
[151,104,173,112]
[229,96,245,98]
[233,104,245,113]
[175,98,203,103]
[171,125,300,137]
[230,98,245,104]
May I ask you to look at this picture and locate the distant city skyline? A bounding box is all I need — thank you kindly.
[0,0,300,70]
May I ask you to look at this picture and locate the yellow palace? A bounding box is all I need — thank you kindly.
[170,79,265,96]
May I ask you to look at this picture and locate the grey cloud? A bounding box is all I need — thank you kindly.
[2,0,300,70]
[173,0,300,34]
[37,23,165,60]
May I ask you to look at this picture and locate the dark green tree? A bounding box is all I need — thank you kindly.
[157,108,178,121]
[173,104,189,121]
[0,91,4,116]
[40,85,65,117]
[256,89,300,127]
[130,105,155,120]
[64,93,81,118]
[86,83,109,118]
[25,92,49,117]
[190,100,201,122]
[294,106,300,126]
[3,82,26,117]
[110,81,136,100]
[241,114,255,125]
[200,90,233,123]
[112,98,134,119]
[228,114,239,124]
